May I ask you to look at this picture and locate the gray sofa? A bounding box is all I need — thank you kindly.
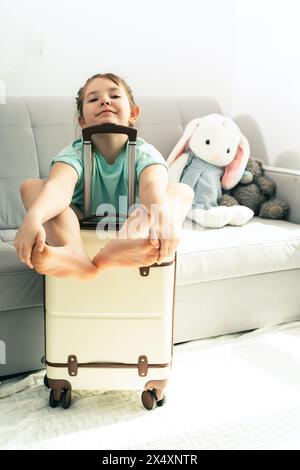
[1,96,300,378]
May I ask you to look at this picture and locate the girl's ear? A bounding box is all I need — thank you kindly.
[78,116,86,129]
[129,105,140,126]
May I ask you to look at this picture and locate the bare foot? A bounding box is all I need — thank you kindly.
[31,243,99,280]
[93,238,159,270]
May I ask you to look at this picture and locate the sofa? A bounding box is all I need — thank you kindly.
[1,96,300,378]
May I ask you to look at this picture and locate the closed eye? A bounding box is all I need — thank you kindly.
[88,96,121,102]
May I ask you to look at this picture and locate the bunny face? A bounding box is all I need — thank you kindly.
[167,113,250,190]
[189,114,241,167]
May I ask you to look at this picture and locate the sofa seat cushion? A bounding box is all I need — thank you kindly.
[3,218,300,309]
[177,217,300,286]
[0,230,43,312]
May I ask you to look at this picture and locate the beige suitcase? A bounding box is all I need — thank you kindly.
[43,124,176,410]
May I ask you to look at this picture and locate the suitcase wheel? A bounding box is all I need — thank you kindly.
[61,388,72,409]
[49,389,59,408]
[43,374,50,389]
[156,395,166,407]
[49,388,72,409]
[141,389,165,410]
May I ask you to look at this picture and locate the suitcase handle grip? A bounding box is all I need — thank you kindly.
[82,124,137,217]
[82,124,137,142]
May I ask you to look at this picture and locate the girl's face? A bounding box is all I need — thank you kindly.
[80,77,139,128]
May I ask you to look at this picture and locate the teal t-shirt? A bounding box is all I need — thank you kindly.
[50,137,168,215]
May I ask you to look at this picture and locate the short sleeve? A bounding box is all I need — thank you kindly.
[50,139,84,182]
[135,141,168,180]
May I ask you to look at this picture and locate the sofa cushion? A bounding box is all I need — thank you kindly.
[177,217,300,286]
[23,97,78,178]
[0,230,43,312]
[0,98,40,230]
[136,96,222,159]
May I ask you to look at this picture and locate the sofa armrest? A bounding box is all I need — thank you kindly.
[263,165,300,224]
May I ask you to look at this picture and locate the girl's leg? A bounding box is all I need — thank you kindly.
[20,179,160,277]
[92,205,160,269]
[93,183,193,267]
[20,179,98,279]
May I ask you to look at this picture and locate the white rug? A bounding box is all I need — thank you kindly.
[1,321,300,450]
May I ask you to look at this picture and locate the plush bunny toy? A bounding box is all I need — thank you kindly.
[167,114,254,228]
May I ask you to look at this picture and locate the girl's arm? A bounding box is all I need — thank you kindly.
[26,162,78,223]
[14,163,78,267]
[139,164,169,209]
[139,165,180,263]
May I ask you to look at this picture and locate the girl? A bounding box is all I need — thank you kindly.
[14,73,194,279]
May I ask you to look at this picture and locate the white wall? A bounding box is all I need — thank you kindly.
[1,0,300,168]
[0,0,235,113]
[233,0,300,167]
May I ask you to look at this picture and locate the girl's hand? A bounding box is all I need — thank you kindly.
[14,215,46,269]
[149,206,180,264]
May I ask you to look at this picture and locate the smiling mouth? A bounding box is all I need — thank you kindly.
[96,110,116,116]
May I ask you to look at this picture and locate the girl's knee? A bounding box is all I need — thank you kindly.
[20,178,45,196]
[20,178,46,201]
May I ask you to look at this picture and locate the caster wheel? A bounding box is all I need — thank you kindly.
[141,389,157,410]
[43,375,50,389]
[61,388,71,409]
[49,389,59,408]
[156,395,166,407]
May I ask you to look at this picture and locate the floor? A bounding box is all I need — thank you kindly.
[1,321,300,450]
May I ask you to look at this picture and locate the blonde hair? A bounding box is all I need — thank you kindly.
[75,72,136,124]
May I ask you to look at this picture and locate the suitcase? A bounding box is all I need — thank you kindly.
[43,124,176,410]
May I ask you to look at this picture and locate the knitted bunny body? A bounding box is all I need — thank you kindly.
[180,151,224,209]
[167,114,254,228]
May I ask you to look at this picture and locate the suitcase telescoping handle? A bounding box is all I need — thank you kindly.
[82,124,137,217]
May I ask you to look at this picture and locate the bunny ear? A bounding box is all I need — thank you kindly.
[221,135,250,190]
[167,118,202,166]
